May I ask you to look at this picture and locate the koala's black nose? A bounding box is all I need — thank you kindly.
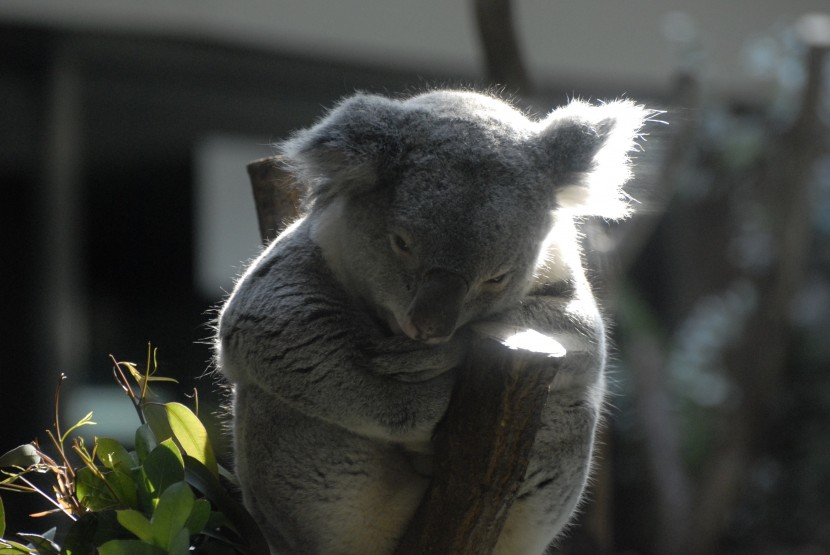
[407,269,468,342]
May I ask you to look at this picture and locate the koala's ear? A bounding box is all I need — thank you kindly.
[279,94,403,208]
[536,99,652,219]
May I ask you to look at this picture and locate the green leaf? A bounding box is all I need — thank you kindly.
[143,405,173,444]
[134,424,157,463]
[0,495,5,538]
[61,512,97,555]
[0,445,41,469]
[61,510,125,555]
[183,456,269,555]
[119,356,178,395]
[61,411,96,443]
[97,539,166,555]
[132,467,155,516]
[159,440,183,467]
[0,538,35,553]
[217,464,239,487]
[166,528,189,555]
[150,482,192,549]
[104,469,138,508]
[96,438,133,474]
[75,467,119,511]
[16,533,59,555]
[184,498,210,535]
[164,402,218,477]
[142,442,183,497]
[116,510,153,544]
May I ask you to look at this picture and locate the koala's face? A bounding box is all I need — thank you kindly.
[333,141,552,343]
[284,90,649,342]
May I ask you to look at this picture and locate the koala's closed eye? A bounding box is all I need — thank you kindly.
[392,235,409,253]
[389,232,414,257]
[481,271,511,290]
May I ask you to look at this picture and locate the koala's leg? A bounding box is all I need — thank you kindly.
[483,293,607,555]
[493,360,605,555]
[234,385,431,555]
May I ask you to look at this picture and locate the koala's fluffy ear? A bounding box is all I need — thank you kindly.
[536,99,652,219]
[279,94,403,208]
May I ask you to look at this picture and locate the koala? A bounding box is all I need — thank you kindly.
[217,90,650,555]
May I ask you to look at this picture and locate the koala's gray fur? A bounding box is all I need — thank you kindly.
[217,90,650,555]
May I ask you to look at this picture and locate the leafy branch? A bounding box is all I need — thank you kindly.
[0,344,267,555]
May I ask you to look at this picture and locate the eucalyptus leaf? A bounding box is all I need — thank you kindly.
[184,498,211,535]
[132,466,155,516]
[134,424,156,463]
[166,528,190,555]
[141,442,183,497]
[75,467,119,511]
[0,495,5,538]
[0,538,35,553]
[164,403,218,477]
[61,510,126,554]
[183,456,269,554]
[97,539,166,555]
[143,404,173,445]
[60,412,96,443]
[0,445,40,469]
[104,469,138,508]
[96,438,133,474]
[217,464,239,488]
[60,512,97,555]
[158,439,183,467]
[15,533,59,555]
[150,482,192,549]
[116,510,154,544]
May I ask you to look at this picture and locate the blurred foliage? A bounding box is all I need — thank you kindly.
[609,16,830,555]
[0,345,267,555]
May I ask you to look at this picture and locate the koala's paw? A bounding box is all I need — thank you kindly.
[369,331,470,382]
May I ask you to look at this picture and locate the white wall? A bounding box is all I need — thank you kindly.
[1,0,825,96]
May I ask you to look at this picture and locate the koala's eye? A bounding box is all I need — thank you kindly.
[484,272,509,286]
[390,233,412,255]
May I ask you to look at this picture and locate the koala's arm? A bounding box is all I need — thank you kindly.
[476,219,607,393]
[367,332,469,383]
[218,224,460,446]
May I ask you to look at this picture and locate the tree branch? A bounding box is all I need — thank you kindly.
[473,0,534,94]
[395,339,557,555]
[246,156,302,243]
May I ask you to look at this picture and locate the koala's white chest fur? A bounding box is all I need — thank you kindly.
[217,89,650,555]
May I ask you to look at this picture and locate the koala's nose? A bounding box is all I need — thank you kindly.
[407,269,469,343]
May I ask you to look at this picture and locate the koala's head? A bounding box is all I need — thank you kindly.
[281,90,650,343]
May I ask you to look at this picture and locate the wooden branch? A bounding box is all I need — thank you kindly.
[395,340,557,555]
[625,334,693,555]
[473,0,534,94]
[246,156,302,244]
[246,156,556,555]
